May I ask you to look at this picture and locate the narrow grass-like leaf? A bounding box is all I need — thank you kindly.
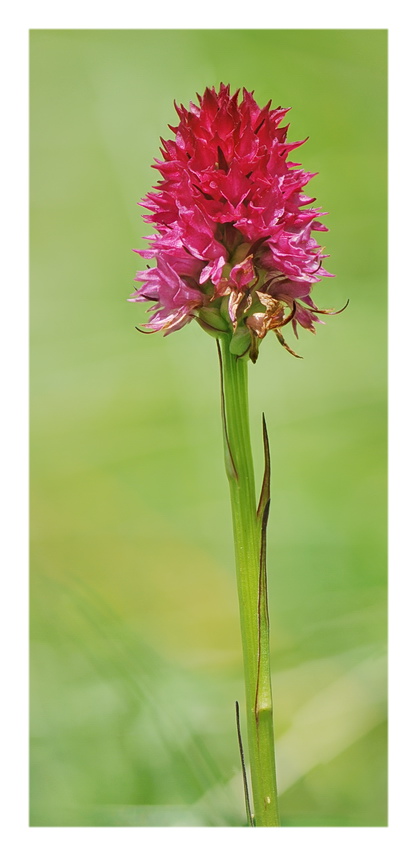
[235,700,254,827]
[257,413,271,521]
[255,497,271,726]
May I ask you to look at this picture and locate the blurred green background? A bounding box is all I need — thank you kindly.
[30,29,387,826]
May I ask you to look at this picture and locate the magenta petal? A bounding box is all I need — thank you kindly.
[229,256,256,289]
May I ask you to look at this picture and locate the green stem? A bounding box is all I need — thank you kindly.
[219,337,280,827]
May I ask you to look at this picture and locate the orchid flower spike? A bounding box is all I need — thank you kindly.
[129,84,337,360]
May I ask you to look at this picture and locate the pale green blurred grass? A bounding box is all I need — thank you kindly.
[30,29,387,826]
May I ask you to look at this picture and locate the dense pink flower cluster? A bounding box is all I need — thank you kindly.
[130,85,337,360]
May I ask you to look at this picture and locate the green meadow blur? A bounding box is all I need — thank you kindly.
[30,30,387,827]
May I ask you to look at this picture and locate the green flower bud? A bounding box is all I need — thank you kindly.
[229,325,251,357]
[198,307,230,336]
